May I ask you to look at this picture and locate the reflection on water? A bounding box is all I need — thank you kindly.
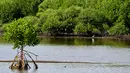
[39,37,130,47]
[0,36,130,47]
[0,37,130,73]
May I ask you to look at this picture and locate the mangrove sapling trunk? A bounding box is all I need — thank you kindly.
[20,45,24,70]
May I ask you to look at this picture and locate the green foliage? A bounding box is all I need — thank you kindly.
[59,6,82,33]
[37,9,56,24]
[59,0,86,9]
[78,8,105,34]
[36,0,130,36]
[2,0,130,36]
[16,0,42,16]
[24,16,42,33]
[97,0,130,26]
[96,0,120,22]
[41,6,82,35]
[42,12,61,35]
[37,2,83,34]
[38,0,86,12]
[108,21,129,36]
[87,23,100,34]
[3,16,40,49]
[38,0,62,12]
[0,0,17,23]
[74,23,87,34]
[0,0,42,23]
[103,24,110,31]
[92,27,100,33]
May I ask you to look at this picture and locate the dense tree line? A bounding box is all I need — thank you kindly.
[1,0,130,36]
[0,0,43,23]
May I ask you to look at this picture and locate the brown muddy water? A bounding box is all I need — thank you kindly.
[0,37,130,73]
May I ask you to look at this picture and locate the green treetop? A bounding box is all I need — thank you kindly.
[3,16,40,49]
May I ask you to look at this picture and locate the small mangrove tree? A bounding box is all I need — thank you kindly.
[3,16,40,70]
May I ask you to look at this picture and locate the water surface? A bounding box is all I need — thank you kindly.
[0,37,130,73]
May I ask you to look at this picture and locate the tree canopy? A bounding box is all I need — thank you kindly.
[0,0,43,23]
[1,0,130,36]
[3,16,40,49]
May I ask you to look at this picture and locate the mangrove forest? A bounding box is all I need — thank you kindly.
[0,0,130,36]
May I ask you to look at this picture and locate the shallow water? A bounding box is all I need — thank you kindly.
[0,37,130,73]
[1,63,130,73]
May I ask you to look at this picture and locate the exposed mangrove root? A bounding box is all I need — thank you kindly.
[9,52,20,69]
[25,52,38,69]
[23,50,38,57]
[24,54,31,70]
[9,49,38,70]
